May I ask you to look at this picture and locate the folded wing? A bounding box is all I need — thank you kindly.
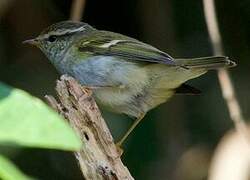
[77,31,177,66]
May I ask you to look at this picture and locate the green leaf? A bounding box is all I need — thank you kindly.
[0,82,81,151]
[0,154,33,180]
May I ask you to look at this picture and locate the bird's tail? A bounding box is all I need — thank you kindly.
[175,56,236,70]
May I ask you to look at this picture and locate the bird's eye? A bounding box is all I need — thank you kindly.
[48,35,57,42]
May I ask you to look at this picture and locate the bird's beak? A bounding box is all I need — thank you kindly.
[22,38,39,46]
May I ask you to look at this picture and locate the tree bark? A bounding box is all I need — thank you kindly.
[45,75,134,180]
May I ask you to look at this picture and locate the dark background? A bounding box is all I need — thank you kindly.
[0,0,249,179]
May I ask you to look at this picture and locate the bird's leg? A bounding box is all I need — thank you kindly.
[81,83,126,90]
[116,113,145,147]
[80,84,126,97]
[81,85,114,89]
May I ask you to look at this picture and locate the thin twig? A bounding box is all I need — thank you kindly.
[70,0,86,21]
[203,0,249,144]
[0,0,14,17]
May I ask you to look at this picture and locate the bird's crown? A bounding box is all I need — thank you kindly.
[39,21,94,39]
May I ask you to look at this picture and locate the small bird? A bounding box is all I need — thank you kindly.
[23,21,236,146]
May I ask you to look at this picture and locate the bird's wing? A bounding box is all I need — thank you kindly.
[77,31,177,66]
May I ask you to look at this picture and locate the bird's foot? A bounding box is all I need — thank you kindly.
[115,142,124,156]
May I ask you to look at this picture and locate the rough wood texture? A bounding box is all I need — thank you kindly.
[45,75,133,180]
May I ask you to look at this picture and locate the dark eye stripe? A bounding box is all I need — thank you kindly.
[48,35,57,42]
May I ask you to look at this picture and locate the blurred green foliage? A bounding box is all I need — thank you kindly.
[0,83,81,150]
[0,154,33,180]
[0,82,81,179]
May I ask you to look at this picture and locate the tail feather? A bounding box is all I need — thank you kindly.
[175,56,236,70]
[175,84,201,95]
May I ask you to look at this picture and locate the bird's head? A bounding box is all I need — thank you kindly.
[23,21,95,63]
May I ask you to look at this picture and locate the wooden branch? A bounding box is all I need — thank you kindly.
[45,75,134,180]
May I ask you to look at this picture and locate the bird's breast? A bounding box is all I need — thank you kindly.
[69,56,149,110]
